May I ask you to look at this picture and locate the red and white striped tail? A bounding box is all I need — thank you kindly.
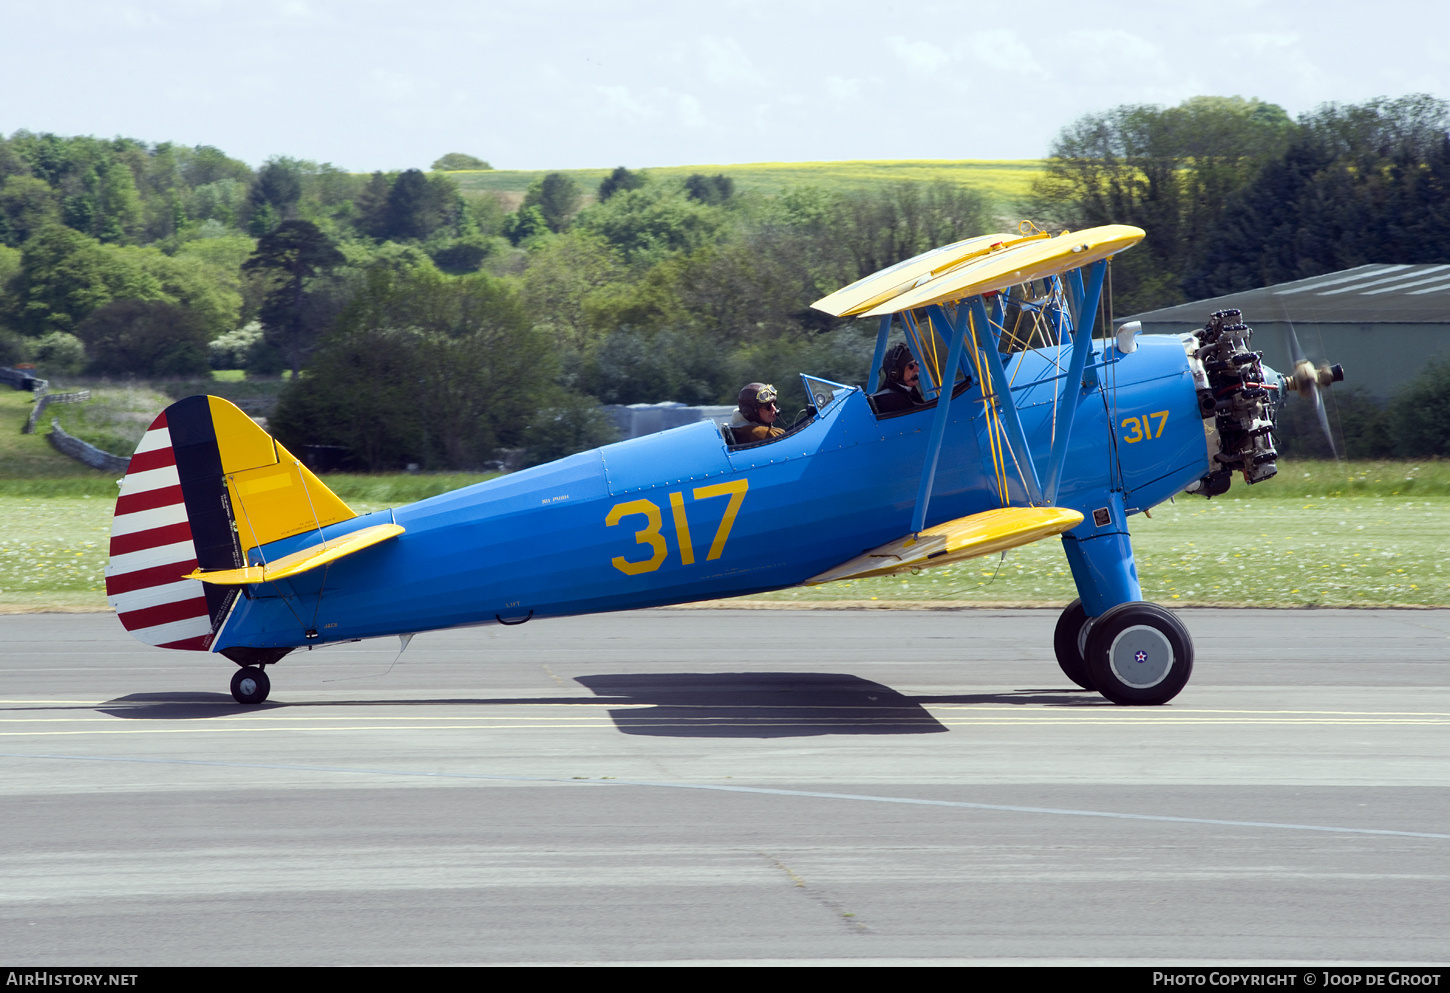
[104,411,214,651]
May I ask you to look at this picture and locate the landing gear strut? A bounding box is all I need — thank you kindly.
[230,666,271,705]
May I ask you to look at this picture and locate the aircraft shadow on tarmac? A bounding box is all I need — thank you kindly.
[95,692,285,719]
[573,672,1103,738]
[94,676,1102,735]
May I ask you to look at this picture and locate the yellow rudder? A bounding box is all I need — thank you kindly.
[205,397,356,556]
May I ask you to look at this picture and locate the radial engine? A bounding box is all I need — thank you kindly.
[1182,309,1289,498]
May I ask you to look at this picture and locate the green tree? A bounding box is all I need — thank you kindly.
[385,168,444,240]
[598,166,646,201]
[427,235,496,275]
[353,171,393,240]
[504,204,549,246]
[574,183,725,264]
[272,267,554,469]
[1033,96,1293,312]
[188,178,248,229]
[1390,360,1450,457]
[241,220,345,376]
[520,391,618,466]
[522,172,582,233]
[156,243,249,338]
[0,175,59,246]
[684,173,734,205]
[521,231,626,354]
[3,225,162,333]
[247,158,303,235]
[829,181,993,282]
[432,153,491,171]
[271,322,423,470]
[0,244,20,291]
[1185,96,1450,297]
[75,299,210,377]
[181,145,254,188]
[31,330,86,376]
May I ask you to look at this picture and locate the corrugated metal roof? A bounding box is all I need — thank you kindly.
[1127,265,1450,325]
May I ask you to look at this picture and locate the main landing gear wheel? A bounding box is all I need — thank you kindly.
[1083,602,1193,706]
[1052,599,1096,690]
[230,666,271,705]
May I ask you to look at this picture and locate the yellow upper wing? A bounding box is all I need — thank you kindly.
[810,232,1021,317]
[859,225,1144,317]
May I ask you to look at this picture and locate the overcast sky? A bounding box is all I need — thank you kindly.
[3,0,1446,172]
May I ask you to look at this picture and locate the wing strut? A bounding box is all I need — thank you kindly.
[910,305,970,533]
[866,314,891,393]
[1042,259,1107,504]
[964,296,1043,505]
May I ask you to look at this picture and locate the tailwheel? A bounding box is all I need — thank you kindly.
[1084,602,1193,705]
[230,666,271,705]
[1052,599,1096,690]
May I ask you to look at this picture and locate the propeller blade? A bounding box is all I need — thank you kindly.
[1286,323,1307,365]
[1309,381,1339,460]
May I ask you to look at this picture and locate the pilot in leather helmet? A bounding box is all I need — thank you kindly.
[728,382,786,443]
[871,344,925,413]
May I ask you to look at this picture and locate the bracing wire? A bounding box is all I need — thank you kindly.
[966,309,1010,506]
[294,460,330,549]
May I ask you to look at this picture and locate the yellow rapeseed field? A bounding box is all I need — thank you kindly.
[448,159,1046,207]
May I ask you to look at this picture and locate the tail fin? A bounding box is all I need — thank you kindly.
[105,395,356,651]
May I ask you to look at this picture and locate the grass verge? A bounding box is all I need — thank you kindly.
[4,460,1450,613]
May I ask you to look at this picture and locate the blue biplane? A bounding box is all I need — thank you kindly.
[104,224,1339,706]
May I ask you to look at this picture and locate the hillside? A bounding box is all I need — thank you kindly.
[447,159,1046,209]
[0,391,114,480]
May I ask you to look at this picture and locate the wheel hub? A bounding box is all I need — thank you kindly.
[1108,625,1174,689]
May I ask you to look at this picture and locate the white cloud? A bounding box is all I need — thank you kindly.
[597,85,657,121]
[963,29,1046,76]
[888,36,952,77]
[1062,29,1167,72]
[824,76,862,100]
[677,93,708,129]
[701,37,766,87]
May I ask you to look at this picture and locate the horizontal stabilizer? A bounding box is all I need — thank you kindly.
[184,523,405,586]
[805,507,1083,585]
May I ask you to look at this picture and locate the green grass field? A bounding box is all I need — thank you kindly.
[448,159,1047,209]
[8,373,1450,613]
[4,457,1450,613]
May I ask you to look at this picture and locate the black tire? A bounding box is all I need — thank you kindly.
[1052,599,1096,690]
[230,666,271,705]
[1084,602,1193,705]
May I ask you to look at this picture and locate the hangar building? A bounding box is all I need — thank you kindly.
[1128,264,1450,400]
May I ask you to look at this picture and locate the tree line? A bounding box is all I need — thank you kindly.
[1033,93,1450,315]
[3,91,1449,470]
[0,131,992,469]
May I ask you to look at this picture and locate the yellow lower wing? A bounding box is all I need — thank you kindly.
[805,507,1083,585]
[184,523,405,586]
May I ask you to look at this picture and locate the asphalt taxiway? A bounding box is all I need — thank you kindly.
[2,608,1448,965]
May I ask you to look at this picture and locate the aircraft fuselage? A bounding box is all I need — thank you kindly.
[211,334,1208,652]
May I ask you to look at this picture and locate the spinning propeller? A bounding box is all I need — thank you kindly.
[1282,324,1345,458]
